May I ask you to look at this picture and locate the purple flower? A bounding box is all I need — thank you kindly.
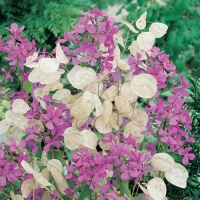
[178,147,195,165]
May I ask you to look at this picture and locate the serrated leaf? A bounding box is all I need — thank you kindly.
[116,178,131,197]
[47,149,65,166]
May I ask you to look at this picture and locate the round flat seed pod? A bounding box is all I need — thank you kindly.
[21,160,35,174]
[70,102,91,120]
[28,67,46,83]
[5,110,22,126]
[33,172,52,187]
[137,32,155,51]
[113,45,121,61]
[152,153,175,172]
[124,121,145,142]
[131,74,157,98]
[149,22,168,38]
[80,130,98,150]
[113,31,125,48]
[93,94,103,117]
[74,67,96,89]
[101,85,118,102]
[40,70,61,84]
[129,41,147,60]
[56,43,68,64]
[165,163,188,188]
[26,52,38,65]
[122,21,139,33]
[44,81,63,91]
[52,89,71,100]
[109,117,119,130]
[82,91,95,112]
[21,178,36,198]
[111,112,123,126]
[136,12,147,30]
[120,82,138,102]
[7,126,24,145]
[67,65,82,89]
[95,117,112,134]
[101,100,113,124]
[114,96,131,114]
[50,166,69,194]
[64,127,80,135]
[63,132,83,150]
[12,99,30,114]
[147,177,166,200]
[47,159,63,173]
[39,58,59,73]
[139,183,149,195]
[117,59,130,71]
[62,93,80,108]
[0,119,10,135]
[14,116,29,131]
[99,140,112,151]
[85,82,103,96]
[41,191,50,200]
[131,109,148,127]
[25,62,39,69]
[72,117,88,128]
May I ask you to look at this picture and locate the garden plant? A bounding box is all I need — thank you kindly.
[0,7,197,200]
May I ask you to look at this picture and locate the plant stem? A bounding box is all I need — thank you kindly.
[119,179,124,196]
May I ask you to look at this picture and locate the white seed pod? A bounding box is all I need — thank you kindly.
[124,121,145,142]
[24,62,39,69]
[0,119,10,135]
[43,81,63,92]
[165,163,188,188]
[52,89,71,101]
[101,99,113,124]
[113,31,125,48]
[5,110,23,126]
[137,32,155,51]
[7,126,24,145]
[85,82,103,96]
[99,140,112,151]
[40,70,61,85]
[62,93,80,108]
[39,58,59,73]
[136,12,147,30]
[14,116,29,131]
[152,153,175,172]
[70,102,92,120]
[28,67,46,83]
[74,67,96,89]
[117,59,131,71]
[111,112,123,126]
[50,165,69,194]
[114,96,131,114]
[113,45,121,61]
[21,178,37,198]
[101,85,118,102]
[147,177,166,200]
[109,117,119,130]
[120,82,138,102]
[80,130,98,150]
[56,43,68,64]
[25,52,38,65]
[21,160,35,174]
[47,159,63,173]
[139,183,149,195]
[10,191,25,200]
[63,132,84,150]
[12,99,30,114]
[129,41,147,60]
[152,167,160,177]
[41,168,49,181]
[131,74,157,98]
[149,22,168,38]
[95,117,112,134]
[33,172,52,187]
[67,65,82,88]
[72,117,88,128]
[122,21,139,33]
[131,109,148,127]
[93,94,103,117]
[82,91,95,112]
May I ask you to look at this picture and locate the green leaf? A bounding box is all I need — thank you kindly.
[47,149,65,166]
[116,178,131,197]
[79,185,92,200]
[23,80,33,94]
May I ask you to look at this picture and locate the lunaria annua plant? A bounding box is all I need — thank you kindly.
[0,8,195,200]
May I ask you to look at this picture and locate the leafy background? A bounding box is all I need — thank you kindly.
[0,0,200,199]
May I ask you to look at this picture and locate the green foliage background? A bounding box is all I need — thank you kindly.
[0,0,200,199]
